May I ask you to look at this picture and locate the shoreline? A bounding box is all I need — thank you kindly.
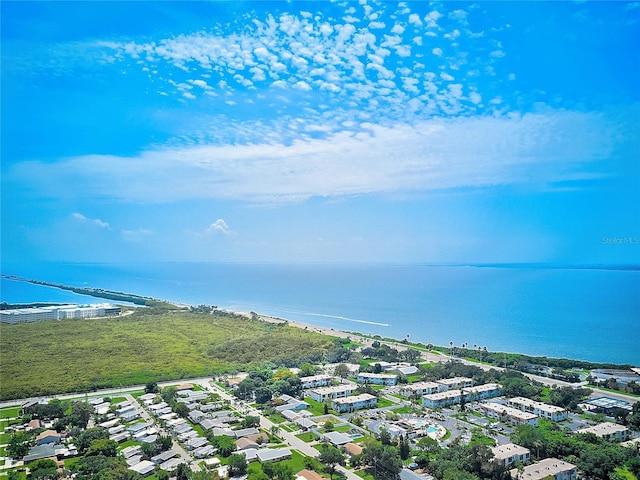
[2,275,637,369]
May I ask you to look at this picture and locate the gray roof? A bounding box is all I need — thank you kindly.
[323,431,352,445]
[256,447,292,463]
[234,427,260,438]
[23,444,57,463]
[152,449,178,464]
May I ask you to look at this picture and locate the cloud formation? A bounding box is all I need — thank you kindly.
[15,110,618,205]
[207,219,231,235]
[71,212,111,229]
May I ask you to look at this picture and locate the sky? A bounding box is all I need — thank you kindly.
[1,1,639,265]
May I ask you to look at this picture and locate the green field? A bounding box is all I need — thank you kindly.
[0,310,336,400]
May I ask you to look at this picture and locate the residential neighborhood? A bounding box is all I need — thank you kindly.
[1,343,640,480]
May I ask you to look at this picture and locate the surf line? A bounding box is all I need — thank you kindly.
[272,307,391,327]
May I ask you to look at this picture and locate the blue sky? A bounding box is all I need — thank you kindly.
[2,1,639,264]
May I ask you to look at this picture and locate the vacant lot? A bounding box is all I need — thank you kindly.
[0,310,335,400]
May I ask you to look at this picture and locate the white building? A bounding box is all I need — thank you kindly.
[577,422,629,442]
[491,443,530,466]
[437,376,473,390]
[399,381,443,398]
[357,373,397,386]
[299,375,334,389]
[308,384,357,403]
[510,458,577,480]
[331,393,378,413]
[507,397,568,422]
[480,402,538,426]
[1,303,120,323]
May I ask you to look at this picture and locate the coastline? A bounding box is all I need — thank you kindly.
[2,275,637,368]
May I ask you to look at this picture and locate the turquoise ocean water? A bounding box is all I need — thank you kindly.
[1,263,638,365]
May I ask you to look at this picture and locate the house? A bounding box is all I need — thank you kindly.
[322,431,352,446]
[309,384,357,403]
[27,419,43,430]
[344,443,363,456]
[160,457,184,472]
[36,430,61,445]
[281,409,299,421]
[127,422,150,434]
[422,389,462,408]
[234,427,260,438]
[480,402,538,426]
[331,393,378,413]
[23,444,58,463]
[256,447,292,463]
[193,445,216,458]
[297,469,325,480]
[295,417,317,431]
[122,445,142,458]
[577,422,630,442]
[236,437,259,451]
[491,443,530,466]
[129,460,156,476]
[275,399,309,412]
[507,397,568,422]
[299,375,334,389]
[151,450,178,465]
[399,381,443,398]
[509,457,577,480]
[393,366,419,376]
[187,437,209,450]
[357,373,397,386]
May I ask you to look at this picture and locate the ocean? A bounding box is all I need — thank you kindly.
[1,262,638,365]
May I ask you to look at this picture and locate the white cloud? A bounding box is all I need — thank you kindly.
[432,47,443,56]
[18,111,618,204]
[121,228,154,241]
[72,212,111,229]
[207,219,231,235]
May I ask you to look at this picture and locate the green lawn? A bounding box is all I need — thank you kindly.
[268,414,287,424]
[376,398,394,408]
[246,449,308,476]
[333,425,352,433]
[389,405,413,414]
[303,398,332,416]
[296,432,318,442]
[0,407,21,420]
[280,424,296,433]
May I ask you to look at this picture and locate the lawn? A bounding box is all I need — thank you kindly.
[304,397,332,416]
[247,449,308,476]
[0,310,336,400]
[376,398,394,408]
[268,413,287,424]
[0,406,21,419]
[296,431,318,442]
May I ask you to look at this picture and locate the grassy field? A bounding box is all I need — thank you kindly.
[0,310,336,400]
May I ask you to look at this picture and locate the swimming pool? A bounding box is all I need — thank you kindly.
[426,426,439,434]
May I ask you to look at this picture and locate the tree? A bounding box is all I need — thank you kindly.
[156,434,173,452]
[85,439,118,458]
[324,420,335,432]
[299,363,317,377]
[77,428,109,454]
[362,443,402,480]
[319,445,345,480]
[243,415,261,428]
[7,431,34,458]
[176,463,192,480]
[255,386,273,405]
[145,382,159,394]
[27,458,59,479]
[334,363,351,380]
[213,435,236,457]
[71,401,94,429]
[174,402,190,418]
[397,435,410,461]
[228,453,248,476]
[379,428,392,445]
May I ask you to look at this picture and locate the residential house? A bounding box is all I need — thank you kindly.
[256,447,292,463]
[437,376,473,390]
[36,430,60,445]
[509,458,577,480]
[322,431,352,446]
[129,460,155,476]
